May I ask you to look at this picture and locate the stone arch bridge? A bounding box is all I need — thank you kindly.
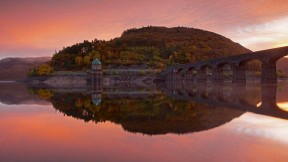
[157,46,288,83]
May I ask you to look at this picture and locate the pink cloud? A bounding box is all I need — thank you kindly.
[0,0,288,58]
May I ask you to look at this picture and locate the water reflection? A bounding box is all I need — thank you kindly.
[15,82,284,135]
[0,82,50,105]
[28,87,243,135]
[1,82,288,161]
[161,81,288,119]
[1,82,288,136]
[277,102,288,112]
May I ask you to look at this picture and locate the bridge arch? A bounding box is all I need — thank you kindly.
[169,67,186,82]
[231,58,261,83]
[260,49,288,83]
[262,47,288,63]
[187,66,196,72]
[213,61,234,82]
[238,58,262,66]
[216,61,232,68]
[185,66,196,81]
[199,64,213,70]
[195,64,213,82]
[159,46,288,84]
[174,67,184,74]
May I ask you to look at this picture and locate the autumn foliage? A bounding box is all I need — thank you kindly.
[49,26,251,71]
[28,64,53,76]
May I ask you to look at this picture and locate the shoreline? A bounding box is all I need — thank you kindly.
[0,81,16,83]
[15,73,157,88]
[1,71,288,88]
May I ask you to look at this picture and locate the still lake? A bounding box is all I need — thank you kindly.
[0,82,288,162]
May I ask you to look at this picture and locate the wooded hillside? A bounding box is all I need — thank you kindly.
[51,26,251,71]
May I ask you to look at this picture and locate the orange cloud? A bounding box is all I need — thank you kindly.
[0,0,288,58]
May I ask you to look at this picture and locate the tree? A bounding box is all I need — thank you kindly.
[75,98,84,108]
[37,64,53,76]
[83,99,91,108]
[75,56,83,66]
[36,89,53,100]
[27,68,38,76]
[89,51,100,60]
[83,56,91,65]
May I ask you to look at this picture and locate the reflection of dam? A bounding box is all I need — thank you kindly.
[161,81,288,119]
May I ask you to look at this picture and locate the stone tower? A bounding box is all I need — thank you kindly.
[90,59,103,90]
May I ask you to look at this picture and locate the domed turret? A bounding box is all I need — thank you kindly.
[92,59,101,65]
[92,59,102,71]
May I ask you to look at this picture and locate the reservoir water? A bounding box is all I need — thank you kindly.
[0,82,288,162]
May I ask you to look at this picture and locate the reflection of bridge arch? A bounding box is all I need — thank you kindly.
[159,82,288,120]
[213,62,232,82]
[196,64,213,82]
[157,46,288,83]
[184,66,196,81]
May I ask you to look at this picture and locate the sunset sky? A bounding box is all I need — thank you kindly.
[0,0,288,59]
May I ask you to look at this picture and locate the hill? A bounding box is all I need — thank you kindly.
[50,26,251,71]
[0,57,51,81]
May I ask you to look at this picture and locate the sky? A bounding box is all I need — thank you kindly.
[0,0,288,59]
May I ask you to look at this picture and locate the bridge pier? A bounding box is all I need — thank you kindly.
[171,72,177,82]
[259,84,277,109]
[196,69,206,82]
[170,72,175,82]
[175,73,184,82]
[232,65,246,83]
[165,72,172,82]
[168,72,173,81]
[165,76,174,89]
[261,62,277,83]
[210,84,225,101]
[231,84,246,104]
[185,71,194,81]
[212,68,224,82]
[195,84,207,97]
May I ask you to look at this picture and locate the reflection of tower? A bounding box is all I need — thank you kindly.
[91,59,103,90]
[92,90,102,106]
[91,59,103,106]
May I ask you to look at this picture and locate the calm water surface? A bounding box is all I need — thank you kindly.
[1,82,288,162]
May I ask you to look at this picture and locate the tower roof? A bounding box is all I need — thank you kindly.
[92,99,102,106]
[92,59,101,65]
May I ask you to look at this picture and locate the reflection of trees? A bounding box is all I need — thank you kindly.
[0,83,50,105]
[29,89,54,100]
[51,93,95,122]
[37,91,244,135]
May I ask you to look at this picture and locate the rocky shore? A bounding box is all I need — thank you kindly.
[23,72,157,88]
